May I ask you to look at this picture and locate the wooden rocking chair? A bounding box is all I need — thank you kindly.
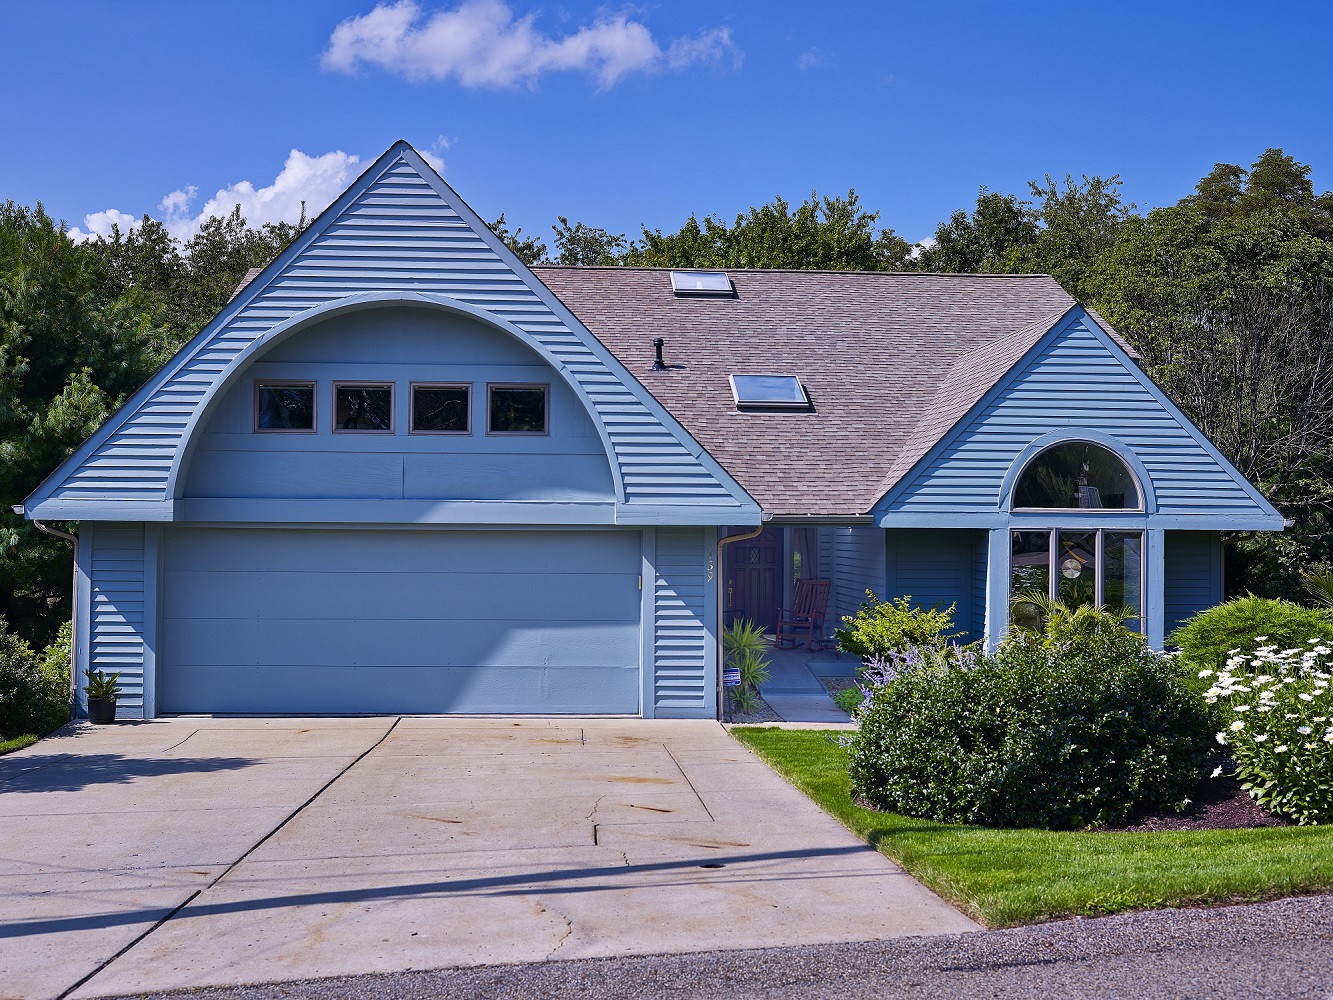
[772,579,832,650]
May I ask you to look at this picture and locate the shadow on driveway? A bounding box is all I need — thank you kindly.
[0,754,257,793]
[0,844,876,939]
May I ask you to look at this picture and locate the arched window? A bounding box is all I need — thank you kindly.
[1013,441,1141,511]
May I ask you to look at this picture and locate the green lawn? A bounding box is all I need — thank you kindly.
[730,726,1333,928]
[0,734,37,756]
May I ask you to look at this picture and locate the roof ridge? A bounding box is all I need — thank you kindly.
[531,265,1060,279]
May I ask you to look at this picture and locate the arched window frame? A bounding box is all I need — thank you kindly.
[999,431,1154,516]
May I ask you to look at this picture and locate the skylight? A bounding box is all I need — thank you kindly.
[670,270,733,296]
[729,374,809,409]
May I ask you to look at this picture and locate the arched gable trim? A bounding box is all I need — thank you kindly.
[170,290,627,502]
[997,429,1157,515]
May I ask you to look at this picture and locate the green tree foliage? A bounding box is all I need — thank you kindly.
[915,188,1039,273]
[0,203,169,644]
[488,214,548,266]
[1087,151,1333,598]
[631,190,911,270]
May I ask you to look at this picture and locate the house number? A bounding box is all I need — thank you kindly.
[707,551,715,583]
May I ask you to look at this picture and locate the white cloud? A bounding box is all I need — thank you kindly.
[322,0,739,89]
[421,134,449,174]
[159,149,362,241]
[67,208,139,243]
[796,47,825,72]
[69,149,363,246]
[909,236,937,261]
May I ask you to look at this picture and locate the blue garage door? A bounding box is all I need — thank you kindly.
[159,528,642,714]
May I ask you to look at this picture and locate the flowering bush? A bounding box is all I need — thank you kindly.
[847,614,1212,830]
[1203,638,1333,824]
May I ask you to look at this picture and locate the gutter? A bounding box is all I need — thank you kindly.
[715,516,770,722]
[764,514,874,526]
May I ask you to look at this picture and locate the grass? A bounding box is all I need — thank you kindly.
[730,726,1333,928]
[0,734,37,756]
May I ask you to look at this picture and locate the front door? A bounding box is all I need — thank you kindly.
[723,527,783,632]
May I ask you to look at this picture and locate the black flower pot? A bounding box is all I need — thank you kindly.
[88,696,117,725]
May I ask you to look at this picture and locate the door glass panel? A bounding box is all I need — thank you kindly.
[1103,531,1143,631]
[1056,531,1097,607]
[1011,530,1051,598]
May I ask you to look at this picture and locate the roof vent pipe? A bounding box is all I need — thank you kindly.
[652,337,667,370]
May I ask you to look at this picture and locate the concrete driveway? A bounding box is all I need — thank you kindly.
[0,717,977,999]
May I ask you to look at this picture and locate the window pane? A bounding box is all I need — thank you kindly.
[1010,530,1051,630]
[489,386,546,434]
[1104,531,1144,631]
[256,383,314,430]
[1056,531,1097,607]
[1014,441,1141,509]
[336,385,393,431]
[413,386,469,433]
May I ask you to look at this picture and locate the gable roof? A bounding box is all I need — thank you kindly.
[535,267,1081,515]
[24,143,757,525]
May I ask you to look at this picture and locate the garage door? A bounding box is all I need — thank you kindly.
[159,528,642,714]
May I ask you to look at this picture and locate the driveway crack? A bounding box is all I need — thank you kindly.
[663,745,715,821]
[160,729,199,753]
[541,899,574,960]
[54,716,403,1000]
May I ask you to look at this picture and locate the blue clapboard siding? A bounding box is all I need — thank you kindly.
[882,316,1271,519]
[184,307,615,507]
[972,531,988,640]
[652,527,715,718]
[830,527,888,626]
[34,147,748,520]
[159,527,641,714]
[86,526,147,717]
[884,529,984,643]
[1164,531,1223,641]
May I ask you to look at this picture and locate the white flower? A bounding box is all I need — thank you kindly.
[1211,766,1223,778]
[1230,720,1246,731]
[1276,745,1289,753]
[1198,669,1214,678]
[1216,732,1228,745]
[1253,734,1268,742]
[1298,726,1313,735]
[1299,693,1314,702]
[1234,704,1251,712]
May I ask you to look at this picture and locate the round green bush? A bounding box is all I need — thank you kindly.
[848,619,1214,830]
[1168,595,1333,675]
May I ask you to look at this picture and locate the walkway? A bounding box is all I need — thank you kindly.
[756,643,858,723]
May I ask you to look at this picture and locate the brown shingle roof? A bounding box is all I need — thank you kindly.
[533,267,1081,516]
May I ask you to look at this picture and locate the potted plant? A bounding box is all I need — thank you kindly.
[85,669,122,725]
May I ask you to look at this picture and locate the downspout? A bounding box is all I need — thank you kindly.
[16,509,79,709]
[715,518,769,722]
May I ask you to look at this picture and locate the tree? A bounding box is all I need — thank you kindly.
[0,202,168,645]
[488,214,548,266]
[632,190,910,271]
[551,216,628,266]
[1087,150,1333,598]
[915,188,1039,273]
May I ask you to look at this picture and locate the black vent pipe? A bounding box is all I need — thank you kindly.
[652,337,667,370]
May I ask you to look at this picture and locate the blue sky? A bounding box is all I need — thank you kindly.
[3,1,1332,247]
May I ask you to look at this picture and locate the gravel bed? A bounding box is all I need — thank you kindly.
[724,690,782,724]
[117,893,1333,1000]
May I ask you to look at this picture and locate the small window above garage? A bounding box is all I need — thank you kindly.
[729,374,809,410]
[670,270,733,296]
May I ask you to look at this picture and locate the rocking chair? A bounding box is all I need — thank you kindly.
[772,579,832,650]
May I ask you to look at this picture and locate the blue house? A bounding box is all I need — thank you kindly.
[21,141,1282,720]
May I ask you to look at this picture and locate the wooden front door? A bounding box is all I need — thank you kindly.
[723,527,784,632]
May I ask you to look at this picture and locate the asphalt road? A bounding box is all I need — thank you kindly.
[114,893,1333,1000]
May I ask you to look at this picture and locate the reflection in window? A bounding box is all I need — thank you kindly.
[412,384,470,434]
[255,382,315,431]
[488,385,547,434]
[1014,441,1141,510]
[1010,528,1144,633]
[1104,531,1143,630]
[335,384,393,432]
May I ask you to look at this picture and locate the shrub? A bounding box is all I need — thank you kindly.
[833,686,864,713]
[848,612,1213,829]
[835,592,960,660]
[1205,642,1333,824]
[1168,596,1333,674]
[0,616,72,739]
[724,618,771,716]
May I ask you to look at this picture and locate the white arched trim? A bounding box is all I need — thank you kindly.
[998,429,1156,515]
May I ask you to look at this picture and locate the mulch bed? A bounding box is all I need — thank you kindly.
[1105,771,1289,832]
[726,691,782,724]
